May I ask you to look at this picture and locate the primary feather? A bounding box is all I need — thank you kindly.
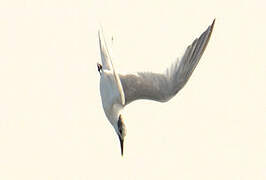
[119,19,215,105]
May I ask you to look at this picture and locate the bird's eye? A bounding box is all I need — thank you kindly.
[118,117,123,135]
[119,128,122,135]
[118,123,122,134]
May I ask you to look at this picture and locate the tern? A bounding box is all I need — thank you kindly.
[97,19,215,156]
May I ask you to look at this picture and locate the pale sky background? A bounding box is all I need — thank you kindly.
[0,0,265,179]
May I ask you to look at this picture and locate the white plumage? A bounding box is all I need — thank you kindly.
[98,19,215,156]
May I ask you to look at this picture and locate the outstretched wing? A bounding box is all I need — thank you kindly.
[98,28,114,70]
[98,28,125,105]
[119,19,215,106]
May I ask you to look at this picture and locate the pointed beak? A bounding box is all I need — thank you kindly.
[119,136,124,156]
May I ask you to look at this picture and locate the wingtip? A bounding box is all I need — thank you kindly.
[98,24,104,40]
[211,18,216,28]
[98,26,105,47]
[208,18,216,35]
[98,28,102,38]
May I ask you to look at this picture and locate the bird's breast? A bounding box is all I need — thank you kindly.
[100,72,123,119]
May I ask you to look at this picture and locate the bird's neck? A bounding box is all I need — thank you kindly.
[106,104,124,126]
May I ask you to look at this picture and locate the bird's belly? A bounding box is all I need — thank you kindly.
[100,74,120,113]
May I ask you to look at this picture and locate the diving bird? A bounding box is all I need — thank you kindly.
[97,19,215,156]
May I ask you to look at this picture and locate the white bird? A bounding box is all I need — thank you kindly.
[97,19,215,156]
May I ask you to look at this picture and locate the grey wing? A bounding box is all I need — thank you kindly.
[119,19,215,106]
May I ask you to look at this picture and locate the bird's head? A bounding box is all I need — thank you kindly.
[115,114,126,156]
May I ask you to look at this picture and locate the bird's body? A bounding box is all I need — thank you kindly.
[97,20,215,156]
[100,69,124,127]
